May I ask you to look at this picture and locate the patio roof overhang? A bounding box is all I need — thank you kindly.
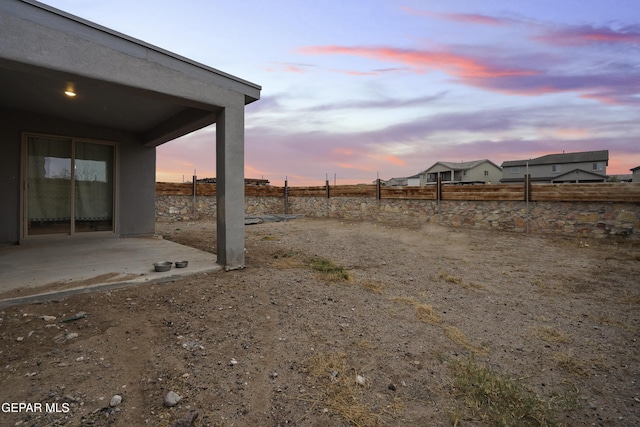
[1,0,261,270]
[0,0,261,147]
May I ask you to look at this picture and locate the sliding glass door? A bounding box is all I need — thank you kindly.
[25,134,115,237]
[74,141,114,232]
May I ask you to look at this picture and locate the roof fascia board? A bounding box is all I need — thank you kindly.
[552,168,607,180]
[4,0,261,103]
[424,162,444,173]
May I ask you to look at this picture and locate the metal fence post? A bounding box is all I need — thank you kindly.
[525,173,530,234]
[192,174,197,217]
[437,174,442,222]
[284,178,289,214]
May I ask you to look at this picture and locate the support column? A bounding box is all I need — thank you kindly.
[216,103,245,270]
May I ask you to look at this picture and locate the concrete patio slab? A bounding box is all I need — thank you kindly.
[0,236,220,308]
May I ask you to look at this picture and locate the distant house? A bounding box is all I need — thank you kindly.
[422,160,502,185]
[382,177,408,187]
[500,150,609,183]
[632,166,640,183]
[197,177,270,186]
[608,174,633,182]
[406,174,421,186]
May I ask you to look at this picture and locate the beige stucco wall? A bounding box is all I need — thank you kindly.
[465,163,502,184]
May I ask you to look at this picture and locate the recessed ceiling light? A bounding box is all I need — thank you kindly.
[64,90,76,97]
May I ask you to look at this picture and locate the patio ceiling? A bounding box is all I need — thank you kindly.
[0,0,261,147]
[0,59,220,146]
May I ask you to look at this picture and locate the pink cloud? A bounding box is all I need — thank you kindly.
[319,46,639,103]
[463,73,640,104]
[366,154,406,166]
[284,65,307,74]
[337,162,356,169]
[266,62,315,74]
[579,90,640,106]
[298,45,539,79]
[553,128,592,139]
[333,147,355,156]
[245,164,269,178]
[386,156,406,166]
[534,25,640,46]
[401,6,509,26]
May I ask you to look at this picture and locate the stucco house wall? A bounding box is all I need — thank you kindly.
[0,109,156,244]
[504,161,607,182]
[461,161,502,184]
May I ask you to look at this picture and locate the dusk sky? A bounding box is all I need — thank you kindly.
[43,0,640,185]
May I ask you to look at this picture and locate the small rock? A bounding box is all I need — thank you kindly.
[164,391,181,407]
[66,332,79,340]
[182,341,203,351]
[388,383,396,391]
[16,336,24,342]
[64,394,78,403]
[170,411,198,427]
[229,358,238,366]
[109,395,122,407]
[270,371,278,379]
[40,315,56,322]
[356,375,366,386]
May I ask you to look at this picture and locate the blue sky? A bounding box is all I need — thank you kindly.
[43,0,640,184]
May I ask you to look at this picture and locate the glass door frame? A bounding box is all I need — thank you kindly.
[20,132,117,241]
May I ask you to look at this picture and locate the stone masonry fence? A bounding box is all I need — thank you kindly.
[156,180,640,239]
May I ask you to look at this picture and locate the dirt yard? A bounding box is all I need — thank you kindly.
[1,218,638,426]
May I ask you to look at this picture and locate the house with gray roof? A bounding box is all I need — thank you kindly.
[632,166,640,183]
[500,150,609,184]
[422,159,502,185]
[381,176,408,187]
